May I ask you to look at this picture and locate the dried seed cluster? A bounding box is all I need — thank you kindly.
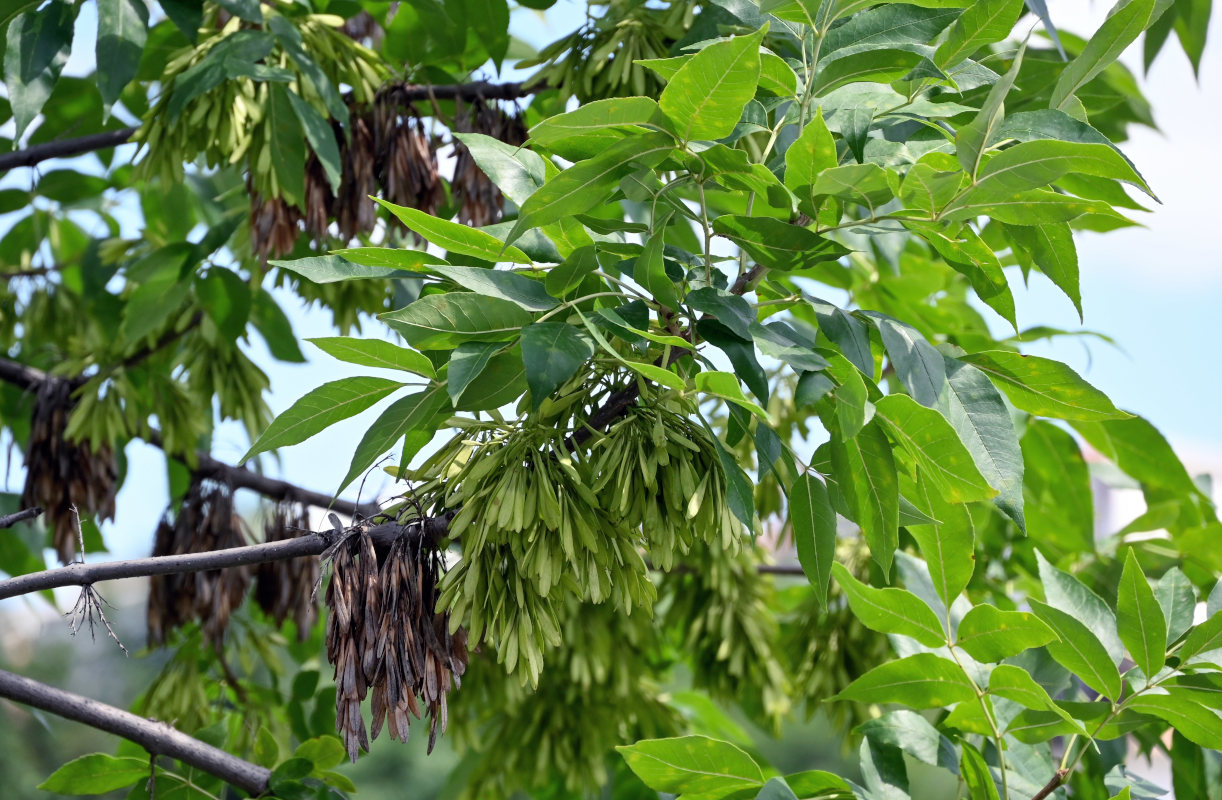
[325,524,468,762]
[147,481,251,648]
[20,379,117,564]
[254,502,318,640]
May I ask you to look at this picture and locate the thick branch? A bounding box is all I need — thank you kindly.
[0,518,446,600]
[0,81,539,174]
[0,507,43,529]
[0,668,270,796]
[0,127,138,173]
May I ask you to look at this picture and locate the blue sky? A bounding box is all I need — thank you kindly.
[3,2,1219,559]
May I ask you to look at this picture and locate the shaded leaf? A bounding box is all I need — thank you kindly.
[381,294,534,350]
[955,605,1057,662]
[520,322,595,409]
[832,563,947,645]
[789,473,837,606]
[242,377,403,462]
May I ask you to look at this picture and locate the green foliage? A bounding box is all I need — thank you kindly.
[1,0,1220,798]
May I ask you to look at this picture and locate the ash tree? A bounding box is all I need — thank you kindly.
[0,0,1219,798]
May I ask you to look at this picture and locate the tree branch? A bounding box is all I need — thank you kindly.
[0,127,138,173]
[0,668,271,796]
[0,81,540,175]
[1030,768,1068,800]
[0,507,43,529]
[0,518,446,601]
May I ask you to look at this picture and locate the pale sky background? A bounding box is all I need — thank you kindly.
[1,1,1219,560]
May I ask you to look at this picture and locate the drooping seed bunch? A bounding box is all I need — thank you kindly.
[520,0,695,103]
[439,429,656,686]
[375,100,444,226]
[254,502,318,640]
[449,600,681,798]
[660,546,792,725]
[589,405,740,569]
[325,523,468,762]
[450,98,527,227]
[20,378,118,564]
[147,481,251,648]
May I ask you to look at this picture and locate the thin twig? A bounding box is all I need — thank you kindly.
[1030,768,1068,800]
[0,668,270,796]
[0,506,43,529]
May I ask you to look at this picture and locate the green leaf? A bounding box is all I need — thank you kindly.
[451,348,527,411]
[1022,421,1095,555]
[268,15,346,124]
[96,0,149,108]
[959,741,1001,800]
[307,338,435,378]
[872,315,946,408]
[937,357,1025,531]
[759,52,798,96]
[617,736,765,797]
[423,264,558,312]
[271,255,420,283]
[1072,416,1202,497]
[709,427,756,530]
[789,473,837,606]
[857,710,959,772]
[988,664,1086,731]
[1029,599,1123,700]
[1118,549,1168,678]
[242,377,404,462]
[755,777,800,800]
[700,321,769,404]
[286,91,342,194]
[452,131,546,207]
[955,605,1057,662]
[381,293,535,350]
[873,394,997,504]
[293,736,347,771]
[832,562,947,645]
[785,109,838,215]
[1178,612,1222,666]
[1156,567,1195,643]
[634,230,681,310]
[959,350,1130,421]
[1125,693,1222,750]
[339,386,449,492]
[955,37,1025,177]
[809,163,895,208]
[267,84,306,206]
[527,97,666,158]
[834,653,976,708]
[687,288,755,342]
[447,341,506,403]
[712,215,850,272]
[508,132,676,245]
[545,246,598,297]
[822,4,960,61]
[1050,0,1171,111]
[907,491,975,611]
[39,754,150,794]
[251,289,306,363]
[520,322,595,410]
[829,421,899,573]
[195,268,251,341]
[374,199,531,264]
[659,26,766,142]
[4,3,75,138]
[1004,222,1082,319]
[1037,550,1124,664]
[910,222,1015,328]
[695,371,771,423]
[934,0,1023,68]
[328,247,438,272]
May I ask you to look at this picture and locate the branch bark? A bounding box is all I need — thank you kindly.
[0,81,540,174]
[1030,768,1068,800]
[0,507,44,529]
[0,518,447,600]
[0,668,271,796]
